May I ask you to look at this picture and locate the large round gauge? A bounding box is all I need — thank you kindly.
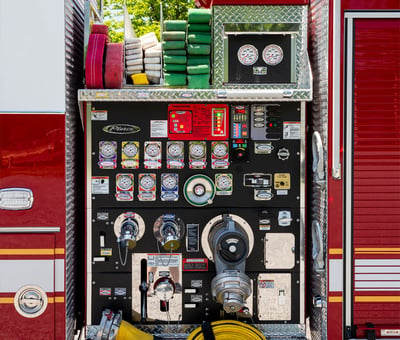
[262,44,284,66]
[145,143,161,157]
[168,143,183,158]
[237,44,258,66]
[189,143,206,159]
[140,174,155,190]
[212,142,228,158]
[122,142,138,157]
[117,174,133,190]
[162,174,178,190]
[100,142,116,158]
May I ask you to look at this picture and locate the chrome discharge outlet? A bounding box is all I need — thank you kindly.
[206,214,253,313]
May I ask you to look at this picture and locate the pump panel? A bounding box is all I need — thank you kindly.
[85,100,305,329]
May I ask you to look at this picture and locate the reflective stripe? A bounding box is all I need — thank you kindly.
[329,259,343,292]
[0,297,64,304]
[328,296,343,303]
[355,296,400,303]
[0,248,64,255]
[356,259,400,266]
[329,248,343,255]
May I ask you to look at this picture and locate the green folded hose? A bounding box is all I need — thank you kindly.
[188,33,212,44]
[187,44,211,55]
[163,20,187,32]
[188,8,212,24]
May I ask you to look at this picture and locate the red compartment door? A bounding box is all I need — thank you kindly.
[345,14,400,336]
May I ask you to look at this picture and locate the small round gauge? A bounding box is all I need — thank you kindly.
[122,142,138,157]
[190,143,205,158]
[145,143,161,157]
[213,143,228,158]
[117,174,133,190]
[140,175,155,190]
[194,184,206,196]
[168,143,183,158]
[100,142,116,158]
[162,174,178,190]
[216,175,232,190]
[237,44,259,66]
[262,44,284,66]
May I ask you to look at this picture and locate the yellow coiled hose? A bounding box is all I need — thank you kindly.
[187,320,266,340]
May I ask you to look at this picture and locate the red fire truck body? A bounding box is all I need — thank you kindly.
[309,0,400,338]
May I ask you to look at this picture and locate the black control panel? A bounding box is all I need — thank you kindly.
[87,101,304,326]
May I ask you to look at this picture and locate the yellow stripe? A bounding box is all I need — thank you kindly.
[355,296,400,303]
[329,296,343,303]
[329,248,343,255]
[0,248,65,255]
[0,297,64,304]
[355,248,400,251]
[355,252,400,255]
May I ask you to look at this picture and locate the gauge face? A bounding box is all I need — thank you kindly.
[262,44,284,66]
[162,174,178,190]
[117,175,133,190]
[100,142,116,158]
[216,175,232,190]
[190,143,205,158]
[140,175,155,190]
[123,142,138,157]
[237,44,258,66]
[213,143,228,158]
[168,143,183,157]
[145,143,161,157]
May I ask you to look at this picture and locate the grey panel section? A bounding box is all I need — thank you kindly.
[65,0,85,339]
[308,0,329,339]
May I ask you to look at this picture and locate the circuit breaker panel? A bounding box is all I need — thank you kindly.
[85,100,305,329]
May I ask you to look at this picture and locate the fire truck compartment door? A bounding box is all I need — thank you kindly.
[0,233,59,339]
[344,12,400,335]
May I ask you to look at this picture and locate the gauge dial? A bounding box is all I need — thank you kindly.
[168,143,183,157]
[122,142,138,157]
[237,44,258,66]
[189,143,205,158]
[140,175,155,190]
[162,174,178,190]
[213,143,228,158]
[262,44,284,66]
[117,174,133,190]
[216,175,232,190]
[100,142,116,158]
[145,143,161,157]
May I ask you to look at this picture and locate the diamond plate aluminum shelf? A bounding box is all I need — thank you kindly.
[78,88,312,102]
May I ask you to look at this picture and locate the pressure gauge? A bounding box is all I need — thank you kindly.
[262,44,284,66]
[122,142,138,157]
[216,174,232,191]
[145,143,161,157]
[100,142,116,158]
[212,142,228,158]
[168,142,183,157]
[140,174,155,190]
[237,44,258,66]
[189,143,205,158]
[117,174,133,190]
[162,174,178,190]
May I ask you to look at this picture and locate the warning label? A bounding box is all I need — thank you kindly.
[283,121,301,140]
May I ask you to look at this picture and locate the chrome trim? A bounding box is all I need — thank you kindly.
[86,101,93,325]
[344,12,354,329]
[0,227,60,233]
[332,0,341,180]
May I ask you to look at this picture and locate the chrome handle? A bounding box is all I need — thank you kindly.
[312,220,324,271]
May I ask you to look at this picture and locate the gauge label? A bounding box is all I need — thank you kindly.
[262,44,284,66]
[150,120,168,138]
[237,44,258,66]
[243,173,272,188]
[92,176,109,195]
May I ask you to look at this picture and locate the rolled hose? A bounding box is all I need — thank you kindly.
[187,320,266,340]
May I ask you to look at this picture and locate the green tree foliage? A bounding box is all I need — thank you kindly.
[103,0,195,42]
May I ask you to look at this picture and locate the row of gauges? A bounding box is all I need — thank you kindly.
[98,140,230,170]
[237,44,283,66]
[113,173,233,206]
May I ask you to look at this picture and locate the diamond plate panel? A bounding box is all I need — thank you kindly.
[212,5,311,95]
